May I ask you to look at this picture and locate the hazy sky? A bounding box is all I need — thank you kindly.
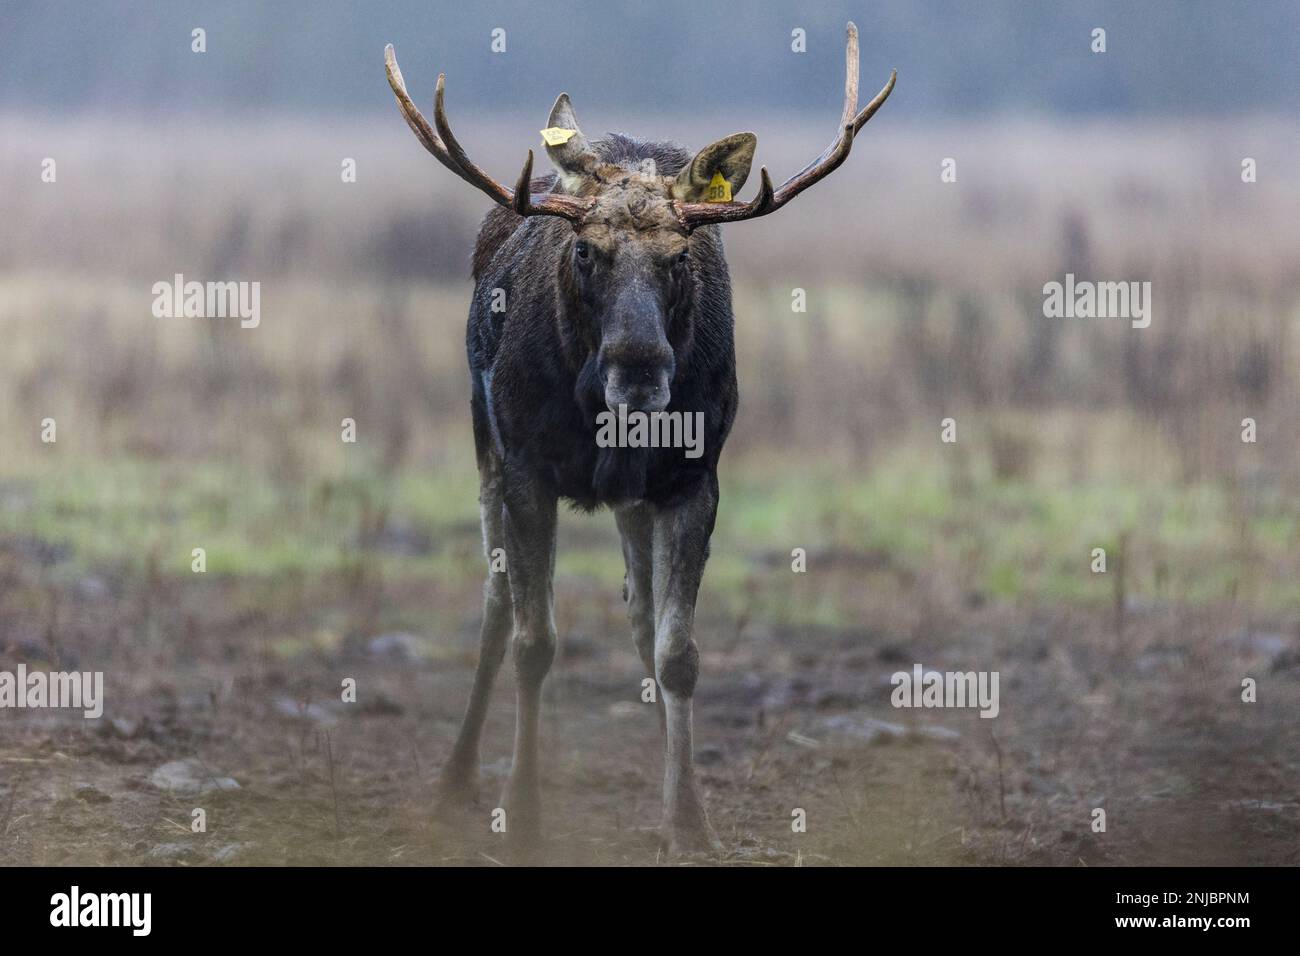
[2,0,1298,118]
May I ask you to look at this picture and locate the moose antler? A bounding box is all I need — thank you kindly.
[674,22,896,229]
[384,44,593,222]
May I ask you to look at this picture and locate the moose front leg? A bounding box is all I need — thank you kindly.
[500,478,558,851]
[651,475,722,855]
[616,502,665,737]
[439,460,513,808]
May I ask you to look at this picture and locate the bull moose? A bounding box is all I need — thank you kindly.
[384,23,894,855]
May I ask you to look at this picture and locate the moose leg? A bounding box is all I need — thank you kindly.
[652,475,722,854]
[439,463,513,806]
[615,503,666,738]
[500,478,558,847]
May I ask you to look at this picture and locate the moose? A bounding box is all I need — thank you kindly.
[384,23,894,855]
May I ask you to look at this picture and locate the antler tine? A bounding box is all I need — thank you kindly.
[840,21,860,129]
[384,44,590,223]
[384,44,477,188]
[853,69,897,135]
[510,148,593,220]
[753,166,776,213]
[679,166,775,227]
[512,150,536,216]
[433,73,514,207]
[677,22,895,229]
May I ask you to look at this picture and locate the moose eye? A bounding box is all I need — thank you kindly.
[676,249,690,265]
[574,240,591,261]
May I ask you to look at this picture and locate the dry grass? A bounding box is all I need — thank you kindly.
[3,115,1298,479]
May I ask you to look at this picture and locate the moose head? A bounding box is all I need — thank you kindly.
[384,24,895,415]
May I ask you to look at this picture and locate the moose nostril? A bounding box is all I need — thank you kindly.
[602,359,673,415]
[600,345,674,381]
[605,359,672,391]
[604,383,670,416]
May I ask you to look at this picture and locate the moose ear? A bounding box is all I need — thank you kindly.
[542,93,598,189]
[671,133,757,202]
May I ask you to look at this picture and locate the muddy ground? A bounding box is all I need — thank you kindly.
[2,532,1296,867]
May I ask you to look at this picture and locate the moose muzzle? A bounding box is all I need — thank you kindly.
[602,360,673,415]
[599,288,675,414]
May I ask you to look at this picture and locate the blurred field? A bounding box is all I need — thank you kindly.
[1,115,1298,864]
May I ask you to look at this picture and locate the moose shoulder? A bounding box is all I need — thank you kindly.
[384,23,894,857]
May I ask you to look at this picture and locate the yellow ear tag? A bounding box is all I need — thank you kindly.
[540,127,578,146]
[705,170,732,203]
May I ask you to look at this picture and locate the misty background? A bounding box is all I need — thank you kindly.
[4,0,1300,116]
[0,2,1297,866]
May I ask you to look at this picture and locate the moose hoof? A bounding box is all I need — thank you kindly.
[660,819,722,858]
[436,762,481,815]
[501,781,543,853]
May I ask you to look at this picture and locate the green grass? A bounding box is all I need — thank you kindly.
[3,449,1298,626]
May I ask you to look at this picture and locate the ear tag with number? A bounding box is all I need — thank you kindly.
[540,127,578,146]
[705,170,732,203]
